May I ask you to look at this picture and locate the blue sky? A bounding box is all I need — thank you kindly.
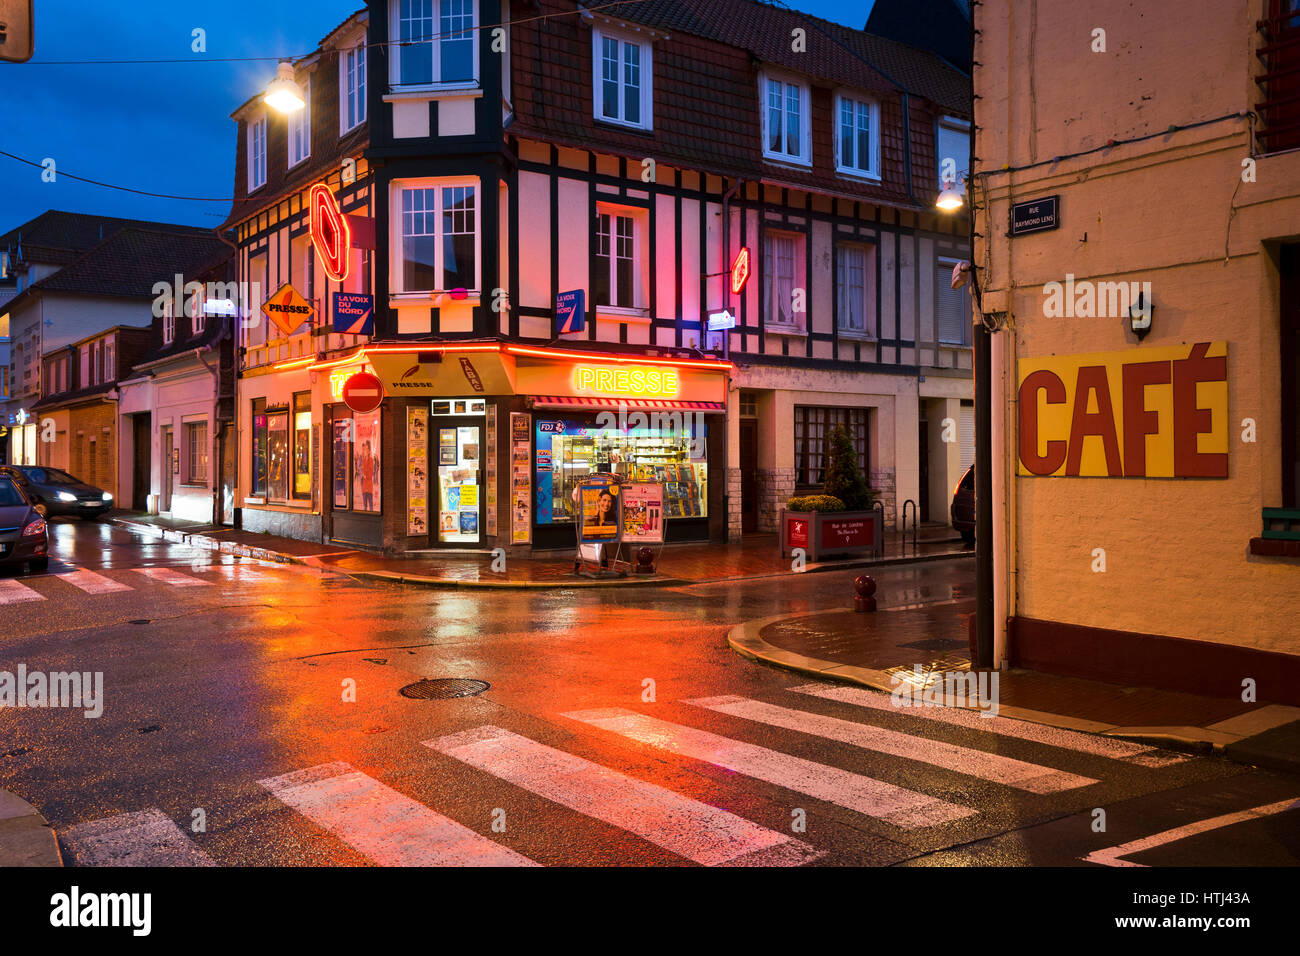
[1,0,874,233]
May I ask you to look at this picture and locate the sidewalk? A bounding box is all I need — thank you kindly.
[112,514,971,589]
[729,600,1300,775]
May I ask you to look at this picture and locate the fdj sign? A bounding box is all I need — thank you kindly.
[537,421,566,434]
[1018,342,1228,478]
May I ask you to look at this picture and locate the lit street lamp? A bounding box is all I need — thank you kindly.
[263,60,305,113]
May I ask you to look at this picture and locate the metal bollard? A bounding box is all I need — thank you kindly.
[854,574,877,612]
[635,546,657,575]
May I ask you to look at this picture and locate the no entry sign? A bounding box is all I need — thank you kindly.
[342,371,385,413]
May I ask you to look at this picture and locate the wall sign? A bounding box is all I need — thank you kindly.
[341,372,385,414]
[1017,342,1228,478]
[557,289,585,334]
[1010,195,1060,236]
[333,292,374,334]
[459,357,484,392]
[262,283,314,337]
[572,365,680,398]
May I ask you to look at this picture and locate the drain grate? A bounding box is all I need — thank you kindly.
[400,678,490,700]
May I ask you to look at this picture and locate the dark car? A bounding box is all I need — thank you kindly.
[951,464,975,546]
[0,465,113,519]
[0,475,49,572]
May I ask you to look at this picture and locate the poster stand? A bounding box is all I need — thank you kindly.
[613,480,667,574]
[573,473,630,578]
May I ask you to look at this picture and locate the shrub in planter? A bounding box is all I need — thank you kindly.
[786,494,845,513]
[823,424,876,511]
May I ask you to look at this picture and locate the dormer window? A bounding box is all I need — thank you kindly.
[248,114,267,192]
[288,77,311,167]
[341,41,367,133]
[835,93,881,180]
[593,26,652,130]
[390,0,478,89]
[761,72,811,166]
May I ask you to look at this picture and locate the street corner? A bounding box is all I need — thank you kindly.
[0,790,63,867]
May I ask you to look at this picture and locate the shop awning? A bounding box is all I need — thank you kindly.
[529,396,726,412]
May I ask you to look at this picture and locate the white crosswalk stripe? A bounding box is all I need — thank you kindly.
[0,578,44,604]
[686,695,1098,794]
[130,567,212,587]
[788,683,1188,767]
[427,725,823,865]
[258,761,536,867]
[60,809,217,866]
[562,708,976,829]
[55,568,134,594]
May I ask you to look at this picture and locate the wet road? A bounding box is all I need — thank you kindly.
[0,518,1297,867]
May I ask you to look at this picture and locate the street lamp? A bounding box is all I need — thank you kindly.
[936,179,965,212]
[264,61,305,113]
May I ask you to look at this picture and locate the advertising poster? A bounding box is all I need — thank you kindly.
[485,405,497,536]
[439,428,457,465]
[352,410,381,513]
[332,420,350,508]
[579,476,621,543]
[510,412,531,544]
[407,407,428,536]
[621,482,664,544]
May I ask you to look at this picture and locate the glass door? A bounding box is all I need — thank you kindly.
[436,420,481,544]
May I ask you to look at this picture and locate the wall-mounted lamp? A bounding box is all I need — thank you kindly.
[1129,292,1153,341]
[936,179,964,212]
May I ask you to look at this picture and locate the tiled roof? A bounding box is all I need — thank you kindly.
[31,229,232,299]
[0,210,215,264]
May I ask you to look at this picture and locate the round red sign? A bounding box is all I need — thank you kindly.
[341,372,385,413]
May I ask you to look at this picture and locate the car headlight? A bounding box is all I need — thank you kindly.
[56,491,76,502]
[102,492,113,502]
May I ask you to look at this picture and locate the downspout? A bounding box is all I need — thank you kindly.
[900,93,915,205]
[721,178,742,543]
[194,335,223,525]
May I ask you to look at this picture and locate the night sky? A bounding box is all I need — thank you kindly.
[1,0,875,232]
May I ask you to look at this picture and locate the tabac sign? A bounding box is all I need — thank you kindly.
[1018,342,1228,478]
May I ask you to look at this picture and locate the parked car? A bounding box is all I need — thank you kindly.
[0,465,113,519]
[0,474,49,572]
[951,464,975,546]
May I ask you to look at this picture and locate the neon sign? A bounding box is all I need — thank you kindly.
[573,365,680,398]
[329,365,365,400]
[731,247,750,295]
[309,183,351,283]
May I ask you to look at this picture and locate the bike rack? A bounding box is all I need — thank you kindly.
[902,499,918,551]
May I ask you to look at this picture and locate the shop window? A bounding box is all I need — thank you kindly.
[252,398,268,495]
[937,259,971,346]
[391,0,478,88]
[761,72,810,165]
[535,416,708,525]
[392,179,479,295]
[252,399,289,499]
[836,93,880,179]
[763,232,804,329]
[350,409,381,512]
[594,209,641,309]
[836,244,873,335]
[185,421,208,484]
[331,412,352,509]
[593,27,652,130]
[292,391,312,499]
[795,406,869,488]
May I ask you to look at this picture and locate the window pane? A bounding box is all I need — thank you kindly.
[252,403,268,496]
[352,410,381,513]
[840,99,854,168]
[400,0,434,84]
[785,84,800,157]
[440,0,474,82]
[623,42,640,124]
[268,413,289,500]
[402,188,439,291]
[615,215,634,307]
[768,80,783,152]
[442,185,476,290]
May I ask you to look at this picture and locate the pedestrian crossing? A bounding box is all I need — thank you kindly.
[0,561,317,603]
[56,684,1197,867]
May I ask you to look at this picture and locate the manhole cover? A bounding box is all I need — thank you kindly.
[400,678,490,700]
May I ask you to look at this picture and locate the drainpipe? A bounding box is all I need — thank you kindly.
[721,178,742,543]
[194,341,221,524]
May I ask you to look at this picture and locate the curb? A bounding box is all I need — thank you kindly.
[0,790,63,867]
[726,609,1300,774]
[115,516,971,590]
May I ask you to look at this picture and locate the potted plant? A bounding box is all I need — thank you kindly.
[779,425,880,560]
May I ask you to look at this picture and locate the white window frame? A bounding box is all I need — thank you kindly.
[388,0,480,92]
[593,204,646,311]
[185,420,209,484]
[163,298,176,346]
[760,70,811,167]
[936,114,972,190]
[836,243,874,337]
[288,77,312,168]
[340,40,367,134]
[389,176,482,298]
[248,114,267,192]
[834,92,881,181]
[592,26,653,131]
[762,230,806,331]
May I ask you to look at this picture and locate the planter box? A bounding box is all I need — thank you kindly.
[779,508,879,562]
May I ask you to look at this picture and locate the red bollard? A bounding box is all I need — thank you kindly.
[635,546,657,575]
[854,574,877,612]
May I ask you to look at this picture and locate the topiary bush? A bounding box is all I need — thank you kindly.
[822,423,875,511]
[786,494,845,513]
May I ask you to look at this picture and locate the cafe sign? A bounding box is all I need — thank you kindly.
[1018,341,1228,478]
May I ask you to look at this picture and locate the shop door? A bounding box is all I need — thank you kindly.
[740,419,758,533]
[161,426,173,513]
[918,417,930,522]
[434,419,482,544]
[132,414,151,511]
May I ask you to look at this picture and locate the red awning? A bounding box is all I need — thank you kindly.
[528,396,725,412]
